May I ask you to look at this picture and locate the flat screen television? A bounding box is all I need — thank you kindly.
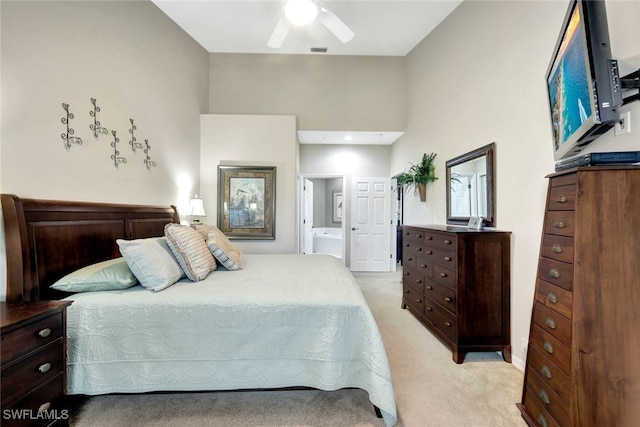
[546,0,623,161]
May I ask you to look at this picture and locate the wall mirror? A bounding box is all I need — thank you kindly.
[446,142,496,227]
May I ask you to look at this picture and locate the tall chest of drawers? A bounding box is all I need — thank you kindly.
[401,224,511,364]
[1,300,72,426]
[517,167,640,427]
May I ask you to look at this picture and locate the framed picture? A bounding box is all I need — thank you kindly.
[333,191,343,222]
[467,216,483,230]
[217,165,276,240]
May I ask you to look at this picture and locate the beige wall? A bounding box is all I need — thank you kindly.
[0,0,209,299]
[392,0,640,370]
[209,53,406,132]
[200,114,298,254]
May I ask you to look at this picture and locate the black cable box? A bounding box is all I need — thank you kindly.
[555,151,640,172]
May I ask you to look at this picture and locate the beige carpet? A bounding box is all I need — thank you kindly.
[68,268,526,427]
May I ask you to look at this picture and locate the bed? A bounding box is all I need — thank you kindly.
[1,194,397,426]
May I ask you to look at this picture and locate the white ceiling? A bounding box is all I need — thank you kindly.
[152,0,463,145]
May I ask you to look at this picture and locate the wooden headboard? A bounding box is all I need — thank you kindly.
[2,194,179,302]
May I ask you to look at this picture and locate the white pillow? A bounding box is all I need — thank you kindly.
[117,237,183,292]
[164,224,216,281]
[50,258,138,292]
[206,230,243,271]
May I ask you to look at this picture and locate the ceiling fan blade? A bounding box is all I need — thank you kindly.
[268,17,291,48]
[319,3,354,43]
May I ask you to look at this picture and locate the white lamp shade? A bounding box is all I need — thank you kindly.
[188,197,206,217]
[285,0,318,26]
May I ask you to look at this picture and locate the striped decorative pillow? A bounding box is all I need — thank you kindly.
[164,223,216,281]
[206,230,243,271]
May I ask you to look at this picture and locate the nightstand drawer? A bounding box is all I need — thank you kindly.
[1,342,64,407]
[4,375,66,427]
[1,313,63,365]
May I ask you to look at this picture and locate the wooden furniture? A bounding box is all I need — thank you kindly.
[517,167,640,427]
[1,300,72,426]
[401,224,511,363]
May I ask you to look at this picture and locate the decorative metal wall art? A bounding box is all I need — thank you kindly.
[143,139,157,170]
[60,103,83,150]
[128,118,143,152]
[110,130,127,168]
[89,98,108,138]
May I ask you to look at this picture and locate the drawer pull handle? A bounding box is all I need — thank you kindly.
[444,239,452,245]
[404,289,409,294]
[549,268,560,279]
[38,363,52,373]
[444,322,452,327]
[426,307,433,312]
[551,243,563,253]
[38,402,51,413]
[417,234,422,238]
[553,219,565,228]
[404,272,409,276]
[557,195,567,203]
[405,243,410,247]
[539,389,551,405]
[407,257,413,262]
[417,247,423,252]
[444,297,452,302]
[38,328,52,338]
[416,299,422,304]
[426,236,433,240]
[440,273,447,278]
[546,292,558,304]
[426,251,433,255]
[426,286,433,290]
[537,414,548,427]
[444,256,452,261]
[416,279,422,284]
[544,317,556,329]
[543,341,554,354]
[405,232,410,236]
[540,365,553,379]
[420,264,427,269]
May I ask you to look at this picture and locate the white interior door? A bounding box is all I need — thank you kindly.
[303,178,314,254]
[350,177,391,272]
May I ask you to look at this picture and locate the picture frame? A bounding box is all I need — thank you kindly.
[332,191,343,222]
[217,165,276,240]
[467,216,483,230]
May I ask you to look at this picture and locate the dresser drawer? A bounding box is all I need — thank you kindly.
[535,280,573,320]
[402,267,425,293]
[1,313,63,365]
[526,370,570,427]
[549,172,577,188]
[430,247,457,269]
[533,302,571,344]
[403,284,424,314]
[402,242,420,269]
[548,185,576,211]
[432,263,456,289]
[530,325,571,374]
[424,232,457,251]
[522,387,562,427]
[1,342,64,407]
[540,234,574,264]
[414,258,432,279]
[403,227,425,242]
[4,375,66,427]
[424,278,456,315]
[544,211,575,237]
[538,258,573,291]
[527,346,570,404]
[424,299,457,342]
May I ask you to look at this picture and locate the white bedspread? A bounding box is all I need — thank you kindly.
[64,254,397,426]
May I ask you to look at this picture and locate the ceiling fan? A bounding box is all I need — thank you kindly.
[268,0,355,48]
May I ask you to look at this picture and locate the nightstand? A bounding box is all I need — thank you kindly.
[1,300,72,426]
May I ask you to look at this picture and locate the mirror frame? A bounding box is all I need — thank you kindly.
[446,142,496,228]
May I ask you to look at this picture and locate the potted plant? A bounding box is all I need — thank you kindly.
[396,152,438,202]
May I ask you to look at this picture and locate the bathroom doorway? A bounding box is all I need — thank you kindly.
[300,175,345,262]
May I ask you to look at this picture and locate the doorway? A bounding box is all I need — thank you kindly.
[300,176,346,262]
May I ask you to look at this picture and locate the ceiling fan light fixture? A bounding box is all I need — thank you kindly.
[284,0,318,26]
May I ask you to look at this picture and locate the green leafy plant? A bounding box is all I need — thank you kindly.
[396,153,438,199]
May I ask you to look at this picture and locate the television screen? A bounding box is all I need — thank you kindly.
[546,0,622,161]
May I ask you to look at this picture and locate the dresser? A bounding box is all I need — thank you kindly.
[401,224,511,363]
[517,167,640,427]
[1,301,72,426]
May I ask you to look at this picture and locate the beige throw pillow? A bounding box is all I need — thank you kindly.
[164,223,216,281]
